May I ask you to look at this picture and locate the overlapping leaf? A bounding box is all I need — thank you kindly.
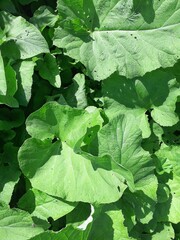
[0,0,179,239]
[102,70,179,132]
[0,11,49,59]
[54,0,180,80]
[18,102,126,203]
[18,188,76,220]
[0,206,44,240]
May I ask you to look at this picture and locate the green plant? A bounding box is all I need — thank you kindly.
[0,0,180,239]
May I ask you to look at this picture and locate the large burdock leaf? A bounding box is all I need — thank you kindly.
[98,114,153,183]
[98,114,158,223]
[0,206,44,240]
[26,101,103,149]
[0,11,49,59]
[19,139,126,203]
[19,102,126,203]
[54,0,180,80]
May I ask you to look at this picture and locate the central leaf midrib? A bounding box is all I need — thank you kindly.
[93,22,179,34]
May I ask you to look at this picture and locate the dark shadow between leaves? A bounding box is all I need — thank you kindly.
[133,0,155,24]
[123,189,156,223]
[1,40,21,60]
[88,212,114,240]
[103,70,171,110]
[66,202,91,225]
[48,216,66,232]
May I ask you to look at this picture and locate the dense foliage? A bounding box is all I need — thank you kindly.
[0,0,180,239]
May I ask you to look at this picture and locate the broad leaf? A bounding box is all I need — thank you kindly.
[19,139,126,203]
[98,114,153,183]
[54,0,180,80]
[0,206,44,240]
[0,11,49,59]
[26,101,103,149]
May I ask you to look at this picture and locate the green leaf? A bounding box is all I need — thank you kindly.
[37,53,61,88]
[167,174,180,224]
[0,50,7,95]
[0,52,19,107]
[0,11,49,59]
[54,0,180,80]
[98,114,153,183]
[62,73,88,109]
[88,203,133,240]
[151,223,174,240]
[29,226,90,240]
[98,114,158,223]
[156,144,180,176]
[26,101,103,149]
[123,174,158,224]
[0,206,44,240]
[0,95,19,107]
[14,60,36,106]
[30,6,59,31]
[18,188,76,220]
[19,139,126,203]
[5,63,17,96]
[154,145,180,224]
